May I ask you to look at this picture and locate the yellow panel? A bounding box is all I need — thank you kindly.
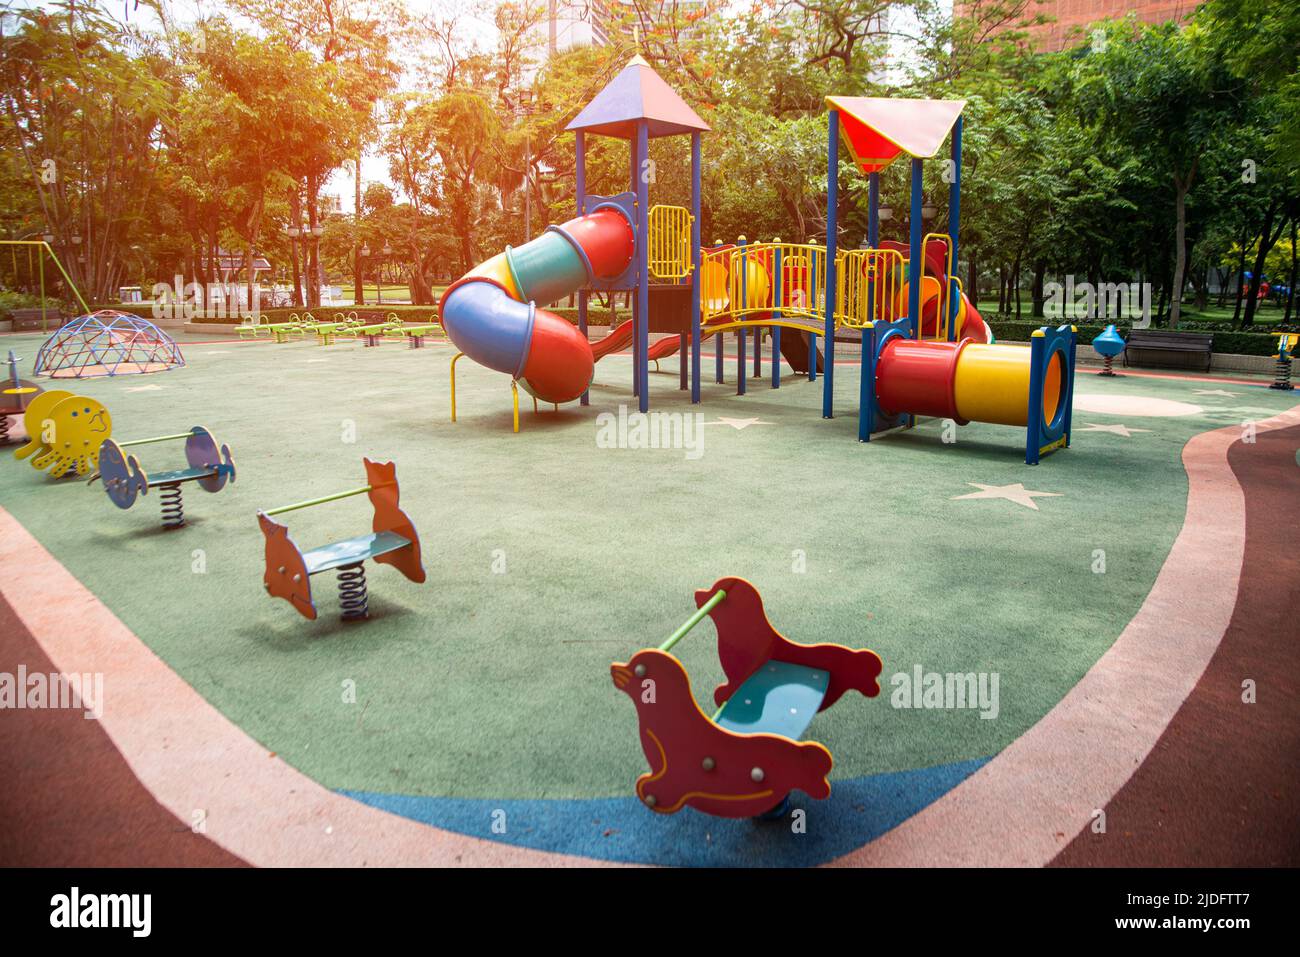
[953,343,1033,427]
[648,205,693,280]
[701,259,729,317]
[465,253,522,301]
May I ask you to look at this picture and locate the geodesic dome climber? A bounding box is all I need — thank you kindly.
[33,310,185,378]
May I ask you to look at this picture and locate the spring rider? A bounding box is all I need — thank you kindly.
[1091,324,1126,377]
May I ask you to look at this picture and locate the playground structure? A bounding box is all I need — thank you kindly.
[1272,333,1296,391]
[438,61,1076,463]
[258,459,426,622]
[440,55,706,421]
[612,577,882,819]
[91,427,236,530]
[12,389,112,477]
[1092,324,1127,376]
[1,350,43,445]
[0,239,92,332]
[34,310,185,378]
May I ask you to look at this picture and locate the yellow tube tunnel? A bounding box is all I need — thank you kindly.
[953,343,1065,428]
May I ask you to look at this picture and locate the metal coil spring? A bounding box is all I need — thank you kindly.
[337,562,369,621]
[1272,355,1293,391]
[0,415,9,444]
[1101,354,1115,376]
[159,482,185,529]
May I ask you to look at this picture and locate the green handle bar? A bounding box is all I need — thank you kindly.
[658,588,727,653]
[261,485,372,517]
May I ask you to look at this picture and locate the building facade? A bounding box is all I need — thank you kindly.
[957,0,1203,51]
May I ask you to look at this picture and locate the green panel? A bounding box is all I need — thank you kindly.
[715,661,830,741]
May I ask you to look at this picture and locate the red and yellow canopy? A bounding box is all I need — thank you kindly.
[826,97,966,174]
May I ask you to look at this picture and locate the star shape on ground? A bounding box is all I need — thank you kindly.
[705,417,775,430]
[1193,389,1241,397]
[951,482,1063,511]
[1079,422,1152,438]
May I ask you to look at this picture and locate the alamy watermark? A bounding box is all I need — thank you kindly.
[595,404,705,460]
[890,665,999,720]
[0,666,103,719]
[151,275,260,321]
[1044,276,1151,328]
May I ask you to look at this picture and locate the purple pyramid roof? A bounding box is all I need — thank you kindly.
[566,56,710,139]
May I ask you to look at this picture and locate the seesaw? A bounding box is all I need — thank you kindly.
[611,577,882,819]
[1,350,42,445]
[258,458,425,621]
[12,389,112,477]
[90,427,236,529]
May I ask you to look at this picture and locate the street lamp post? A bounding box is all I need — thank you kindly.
[379,242,392,305]
[285,224,304,307]
[310,224,325,306]
[517,91,535,242]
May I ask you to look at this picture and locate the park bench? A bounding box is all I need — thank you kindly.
[1123,329,1213,372]
[7,307,67,331]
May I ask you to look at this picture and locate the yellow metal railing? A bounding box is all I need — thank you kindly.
[920,232,954,341]
[647,204,693,280]
[836,247,904,328]
[701,240,830,327]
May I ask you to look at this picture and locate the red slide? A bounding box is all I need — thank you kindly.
[591,321,634,361]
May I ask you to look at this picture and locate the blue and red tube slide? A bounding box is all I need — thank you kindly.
[438,207,635,403]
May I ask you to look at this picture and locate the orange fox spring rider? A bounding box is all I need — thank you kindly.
[612,577,882,819]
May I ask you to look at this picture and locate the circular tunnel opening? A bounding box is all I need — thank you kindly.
[1042,347,1067,431]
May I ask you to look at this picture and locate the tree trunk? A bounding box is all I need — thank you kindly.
[1013,253,1023,320]
[1031,260,1045,318]
[306,175,321,310]
[354,156,364,307]
[1285,217,1298,324]
[1242,200,1286,329]
[1231,229,1250,324]
[1169,171,1192,328]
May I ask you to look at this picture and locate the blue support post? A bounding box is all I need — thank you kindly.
[1026,331,1045,465]
[690,133,702,403]
[576,131,590,406]
[771,245,782,389]
[948,115,962,342]
[907,158,923,340]
[823,111,840,418]
[737,237,748,396]
[1064,325,1077,449]
[859,324,878,442]
[868,172,880,249]
[860,171,880,433]
[636,122,650,412]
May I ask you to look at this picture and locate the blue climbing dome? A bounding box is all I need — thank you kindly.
[33,310,185,378]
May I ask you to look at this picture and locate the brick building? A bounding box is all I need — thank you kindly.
[958,0,1203,51]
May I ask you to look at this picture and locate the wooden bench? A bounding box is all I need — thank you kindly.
[7,307,66,331]
[1123,329,1212,372]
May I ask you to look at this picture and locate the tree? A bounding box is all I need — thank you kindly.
[1067,18,1241,327]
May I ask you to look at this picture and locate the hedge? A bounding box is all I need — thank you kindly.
[984,317,1289,357]
[90,300,1289,356]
